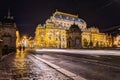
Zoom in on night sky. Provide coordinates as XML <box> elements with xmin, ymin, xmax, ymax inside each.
<box><xmin>0</xmin><ymin>0</ymin><xmax>120</xmax><ymax>37</ymax></box>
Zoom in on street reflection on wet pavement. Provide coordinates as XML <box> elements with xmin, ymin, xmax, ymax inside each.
<box><xmin>0</xmin><ymin>50</ymin><xmax>72</xmax><ymax>80</ymax></box>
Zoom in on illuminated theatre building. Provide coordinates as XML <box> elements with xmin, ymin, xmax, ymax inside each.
<box><xmin>35</xmin><ymin>10</ymin><xmax>112</xmax><ymax>48</ymax></box>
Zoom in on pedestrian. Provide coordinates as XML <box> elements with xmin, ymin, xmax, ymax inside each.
<box><xmin>23</xmin><ymin>46</ymin><xmax>25</xmax><ymax>51</ymax></box>
<box><xmin>18</xmin><ymin>45</ymin><xmax>22</xmax><ymax>52</ymax></box>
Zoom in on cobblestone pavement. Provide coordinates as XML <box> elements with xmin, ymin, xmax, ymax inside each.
<box><xmin>0</xmin><ymin>50</ymin><xmax>72</xmax><ymax>80</ymax></box>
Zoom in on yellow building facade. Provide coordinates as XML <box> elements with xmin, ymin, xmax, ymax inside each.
<box><xmin>114</xmin><ymin>35</ymin><xmax>120</xmax><ymax>47</ymax></box>
<box><xmin>35</xmin><ymin>22</ymin><xmax>67</xmax><ymax>48</ymax></box>
<box><xmin>35</xmin><ymin>24</ymin><xmax>46</xmax><ymax>48</ymax></box>
<box><xmin>35</xmin><ymin>10</ymin><xmax>86</xmax><ymax>48</ymax></box>
<box><xmin>82</xmin><ymin>27</ymin><xmax>112</xmax><ymax>48</ymax></box>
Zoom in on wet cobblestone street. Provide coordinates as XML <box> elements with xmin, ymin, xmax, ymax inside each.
<box><xmin>0</xmin><ymin>51</ymin><xmax>72</xmax><ymax>80</ymax></box>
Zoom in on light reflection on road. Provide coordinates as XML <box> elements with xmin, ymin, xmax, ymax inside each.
<box><xmin>13</xmin><ymin>49</ymin><xmax>27</xmax><ymax>74</ymax></box>
<box><xmin>0</xmin><ymin>49</ymin><xmax>72</xmax><ymax>80</ymax></box>
<box><xmin>35</xmin><ymin>49</ymin><xmax>120</xmax><ymax>56</ymax></box>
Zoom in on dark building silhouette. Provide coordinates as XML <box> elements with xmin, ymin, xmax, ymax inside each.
<box><xmin>0</xmin><ymin>9</ymin><xmax>17</xmax><ymax>49</ymax></box>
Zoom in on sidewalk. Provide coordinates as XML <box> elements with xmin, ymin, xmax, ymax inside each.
<box><xmin>0</xmin><ymin>50</ymin><xmax>72</xmax><ymax>80</ymax></box>
<box><xmin>0</xmin><ymin>52</ymin><xmax>14</xmax><ymax>61</ymax></box>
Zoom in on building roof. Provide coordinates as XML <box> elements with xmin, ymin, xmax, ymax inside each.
<box><xmin>53</xmin><ymin>10</ymin><xmax>86</xmax><ymax>24</ymax></box>
<box><xmin>53</xmin><ymin>10</ymin><xmax>78</xmax><ymax>18</ymax></box>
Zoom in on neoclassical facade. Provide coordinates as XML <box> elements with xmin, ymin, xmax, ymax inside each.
<box><xmin>35</xmin><ymin>10</ymin><xmax>86</xmax><ymax>48</ymax></box>
<box><xmin>35</xmin><ymin>24</ymin><xmax>46</xmax><ymax>48</ymax></box>
<box><xmin>35</xmin><ymin>10</ymin><xmax>113</xmax><ymax>49</ymax></box>
<box><xmin>47</xmin><ymin>10</ymin><xmax>87</xmax><ymax>30</ymax></box>
<box><xmin>114</xmin><ymin>35</ymin><xmax>120</xmax><ymax>47</ymax></box>
<box><xmin>35</xmin><ymin>21</ymin><xmax>67</xmax><ymax>48</ymax></box>
<box><xmin>82</xmin><ymin>27</ymin><xmax>112</xmax><ymax>48</ymax></box>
